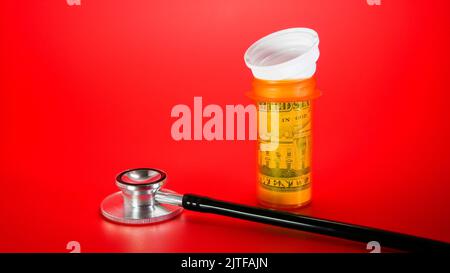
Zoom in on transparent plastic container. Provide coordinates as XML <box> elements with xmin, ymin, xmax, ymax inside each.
<box><xmin>245</xmin><ymin>28</ymin><xmax>320</xmax><ymax>209</ymax></box>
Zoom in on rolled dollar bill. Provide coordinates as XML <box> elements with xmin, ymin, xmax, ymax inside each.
<box><xmin>257</xmin><ymin>101</ymin><xmax>312</xmax><ymax>208</ymax></box>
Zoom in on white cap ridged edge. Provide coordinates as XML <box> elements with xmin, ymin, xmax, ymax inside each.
<box><xmin>244</xmin><ymin>28</ymin><xmax>320</xmax><ymax>81</ymax></box>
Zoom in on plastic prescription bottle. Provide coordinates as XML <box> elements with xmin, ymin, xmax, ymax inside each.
<box><xmin>244</xmin><ymin>28</ymin><xmax>321</xmax><ymax>209</ymax></box>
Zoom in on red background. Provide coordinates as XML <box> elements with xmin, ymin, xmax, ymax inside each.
<box><xmin>1</xmin><ymin>0</ymin><xmax>450</xmax><ymax>253</ymax></box>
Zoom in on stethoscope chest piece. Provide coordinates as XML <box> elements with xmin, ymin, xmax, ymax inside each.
<box><xmin>100</xmin><ymin>168</ymin><xmax>183</xmax><ymax>225</ymax></box>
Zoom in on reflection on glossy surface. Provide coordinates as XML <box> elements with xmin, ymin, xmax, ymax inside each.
<box><xmin>100</xmin><ymin>213</ymin><xmax>189</xmax><ymax>252</ymax></box>
<box><xmin>100</xmin><ymin>210</ymin><xmax>396</xmax><ymax>253</ymax></box>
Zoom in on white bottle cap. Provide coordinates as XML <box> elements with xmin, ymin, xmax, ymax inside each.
<box><xmin>244</xmin><ymin>28</ymin><xmax>320</xmax><ymax>81</ymax></box>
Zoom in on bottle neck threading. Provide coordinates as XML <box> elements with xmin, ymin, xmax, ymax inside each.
<box><xmin>248</xmin><ymin>77</ymin><xmax>320</xmax><ymax>102</ymax></box>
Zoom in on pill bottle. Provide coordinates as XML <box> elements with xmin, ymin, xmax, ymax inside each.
<box><xmin>244</xmin><ymin>28</ymin><xmax>321</xmax><ymax>209</ymax></box>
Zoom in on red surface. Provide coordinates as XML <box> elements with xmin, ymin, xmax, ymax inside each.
<box><xmin>1</xmin><ymin>0</ymin><xmax>450</xmax><ymax>253</ymax></box>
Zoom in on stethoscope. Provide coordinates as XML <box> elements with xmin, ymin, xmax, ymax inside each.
<box><xmin>101</xmin><ymin>168</ymin><xmax>450</xmax><ymax>252</ymax></box>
